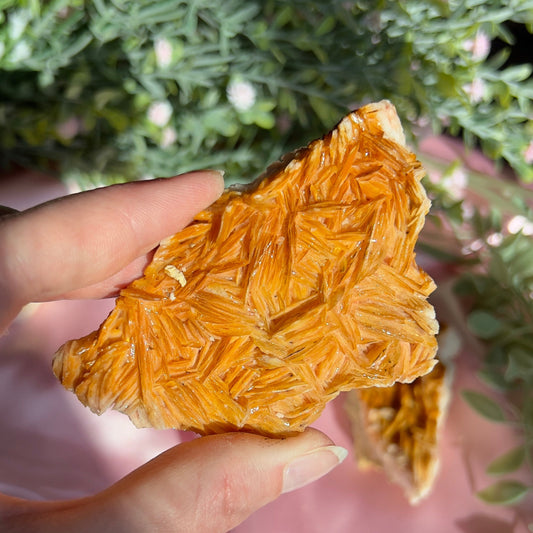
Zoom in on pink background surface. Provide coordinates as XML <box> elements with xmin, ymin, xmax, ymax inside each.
<box><xmin>1</xmin><ymin>167</ymin><xmax>532</xmax><ymax>532</ymax></box>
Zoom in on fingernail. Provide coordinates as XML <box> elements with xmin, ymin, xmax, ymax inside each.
<box><xmin>188</xmin><ymin>168</ymin><xmax>225</xmax><ymax>180</ymax></box>
<box><xmin>282</xmin><ymin>445</ymin><xmax>348</xmax><ymax>494</ymax></box>
<box><xmin>210</xmin><ymin>169</ymin><xmax>225</xmax><ymax>179</ymax></box>
<box><xmin>199</xmin><ymin>169</ymin><xmax>225</xmax><ymax>195</ymax></box>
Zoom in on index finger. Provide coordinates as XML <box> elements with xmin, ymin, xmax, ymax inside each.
<box><xmin>0</xmin><ymin>171</ymin><xmax>224</xmax><ymax>313</ymax></box>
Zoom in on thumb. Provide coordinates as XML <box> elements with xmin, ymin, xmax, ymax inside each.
<box><xmin>2</xmin><ymin>429</ymin><xmax>347</xmax><ymax>533</ymax></box>
<box><xmin>97</xmin><ymin>429</ymin><xmax>347</xmax><ymax>533</ymax></box>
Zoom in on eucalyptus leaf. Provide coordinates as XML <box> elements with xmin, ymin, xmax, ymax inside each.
<box><xmin>487</xmin><ymin>447</ymin><xmax>526</xmax><ymax>476</ymax></box>
<box><xmin>506</xmin><ymin>348</ymin><xmax>533</xmax><ymax>384</ymax></box>
<box><xmin>477</xmin><ymin>480</ymin><xmax>529</xmax><ymax>505</ymax></box>
<box><xmin>462</xmin><ymin>390</ymin><xmax>507</xmax><ymax>423</ymax></box>
<box><xmin>467</xmin><ymin>310</ymin><xmax>504</xmax><ymax>339</ymax></box>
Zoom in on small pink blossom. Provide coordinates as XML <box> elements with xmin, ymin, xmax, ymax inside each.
<box><xmin>160</xmin><ymin>126</ymin><xmax>177</xmax><ymax>148</ymax></box>
<box><xmin>412</xmin><ymin>115</ymin><xmax>430</xmax><ymax>128</ymax></box>
<box><xmin>523</xmin><ymin>141</ymin><xmax>533</xmax><ymax>164</ymax></box>
<box><xmin>470</xmin><ymin>239</ymin><xmax>484</xmax><ymax>252</ymax></box>
<box><xmin>507</xmin><ymin>215</ymin><xmax>533</xmax><ymax>236</ymax></box>
<box><xmin>147</xmin><ymin>101</ymin><xmax>172</xmax><ymax>127</ymax></box>
<box><xmin>465</xmin><ymin>31</ymin><xmax>491</xmax><ymax>60</ymax></box>
<box><xmin>463</xmin><ymin>31</ymin><xmax>491</xmax><ymax>61</ymax></box>
<box><xmin>427</xmin><ymin>169</ymin><xmax>442</xmax><ymax>185</ymax></box>
<box><xmin>486</xmin><ymin>232</ymin><xmax>503</xmax><ymax>247</ymax></box>
<box><xmin>227</xmin><ymin>80</ymin><xmax>256</xmax><ymax>112</ymax></box>
<box><xmin>57</xmin><ymin>6</ymin><xmax>71</xmax><ymax>18</ymax></box>
<box><xmin>56</xmin><ymin>116</ymin><xmax>82</xmax><ymax>140</ymax></box>
<box><xmin>442</xmin><ymin>166</ymin><xmax>468</xmax><ymax>200</ymax></box>
<box><xmin>463</xmin><ymin>78</ymin><xmax>486</xmax><ymax>104</ymax></box>
<box><xmin>154</xmin><ymin>38</ymin><xmax>172</xmax><ymax>68</ymax></box>
<box><xmin>462</xmin><ymin>238</ymin><xmax>484</xmax><ymax>255</ymax></box>
<box><xmin>461</xmin><ymin>200</ymin><xmax>475</xmax><ymax>220</ymax></box>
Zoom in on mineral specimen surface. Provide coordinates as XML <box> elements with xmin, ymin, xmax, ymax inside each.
<box><xmin>53</xmin><ymin>101</ymin><xmax>438</xmax><ymax>437</ymax></box>
<box><xmin>345</xmin><ymin>361</ymin><xmax>451</xmax><ymax>503</ymax></box>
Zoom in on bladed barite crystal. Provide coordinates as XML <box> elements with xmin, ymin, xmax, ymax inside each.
<box><xmin>53</xmin><ymin>101</ymin><xmax>438</xmax><ymax>437</ymax></box>
<box><xmin>345</xmin><ymin>361</ymin><xmax>451</xmax><ymax>503</ymax></box>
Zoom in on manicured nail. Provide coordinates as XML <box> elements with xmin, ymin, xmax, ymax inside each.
<box><xmin>282</xmin><ymin>445</ymin><xmax>348</xmax><ymax>494</ymax></box>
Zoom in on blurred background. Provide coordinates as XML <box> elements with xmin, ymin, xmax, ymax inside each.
<box><xmin>0</xmin><ymin>1</ymin><xmax>532</xmax><ymax>185</ymax></box>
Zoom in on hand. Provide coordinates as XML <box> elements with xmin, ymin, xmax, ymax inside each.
<box><xmin>0</xmin><ymin>171</ymin><xmax>347</xmax><ymax>533</ymax></box>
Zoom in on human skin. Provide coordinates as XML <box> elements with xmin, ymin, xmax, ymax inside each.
<box><xmin>0</xmin><ymin>171</ymin><xmax>346</xmax><ymax>533</ymax></box>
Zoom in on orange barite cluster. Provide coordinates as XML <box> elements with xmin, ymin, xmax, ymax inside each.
<box><xmin>53</xmin><ymin>101</ymin><xmax>439</xmax><ymax>437</ymax></box>
<box><xmin>346</xmin><ymin>361</ymin><xmax>450</xmax><ymax>503</ymax></box>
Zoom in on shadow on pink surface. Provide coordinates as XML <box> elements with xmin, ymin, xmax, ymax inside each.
<box><xmin>0</xmin><ymin>339</ymin><xmax>111</xmax><ymax>500</ymax></box>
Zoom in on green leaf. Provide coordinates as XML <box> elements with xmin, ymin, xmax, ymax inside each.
<box><xmin>462</xmin><ymin>390</ymin><xmax>507</xmax><ymax>423</ymax></box>
<box><xmin>500</xmin><ymin>65</ymin><xmax>533</xmax><ymax>84</ymax></box>
<box><xmin>487</xmin><ymin>447</ymin><xmax>526</xmax><ymax>476</ymax></box>
<box><xmin>99</xmin><ymin>109</ymin><xmax>130</xmax><ymax>132</ymax></box>
<box><xmin>94</xmin><ymin>89</ymin><xmax>122</xmax><ymax>110</ymax></box>
<box><xmin>488</xmin><ymin>251</ymin><xmax>512</xmax><ymax>285</ymax></box>
<box><xmin>467</xmin><ymin>310</ymin><xmax>504</xmax><ymax>339</ymax></box>
<box><xmin>256</xmin><ymin>100</ymin><xmax>276</xmax><ymax>113</ymax></box>
<box><xmin>252</xmin><ymin>110</ymin><xmax>275</xmax><ymax>130</ymax></box>
<box><xmin>316</xmin><ymin>16</ymin><xmax>336</xmax><ymax>36</ymax></box>
<box><xmin>204</xmin><ymin>108</ymin><xmax>239</xmax><ymax>137</ymax></box>
<box><xmin>308</xmin><ymin>95</ymin><xmax>341</xmax><ymax>129</ymax></box>
<box><xmin>477</xmin><ymin>480</ymin><xmax>529</xmax><ymax>505</ymax></box>
<box><xmin>506</xmin><ymin>348</ymin><xmax>533</xmax><ymax>384</ymax></box>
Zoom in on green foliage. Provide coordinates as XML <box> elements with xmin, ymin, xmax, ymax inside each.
<box><xmin>454</xmin><ymin>229</ymin><xmax>533</xmax><ymax>504</ymax></box>
<box><xmin>486</xmin><ymin>446</ymin><xmax>526</xmax><ymax>476</ymax></box>
<box><xmin>423</xmin><ymin>162</ymin><xmax>533</xmax><ymax>507</ymax></box>
<box><xmin>467</xmin><ymin>310</ymin><xmax>504</xmax><ymax>339</ymax></box>
<box><xmin>461</xmin><ymin>389</ymin><xmax>507</xmax><ymax>422</ymax></box>
<box><xmin>477</xmin><ymin>480</ymin><xmax>530</xmax><ymax>505</ymax></box>
<box><xmin>0</xmin><ymin>0</ymin><xmax>532</xmax><ymax>186</ymax></box>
